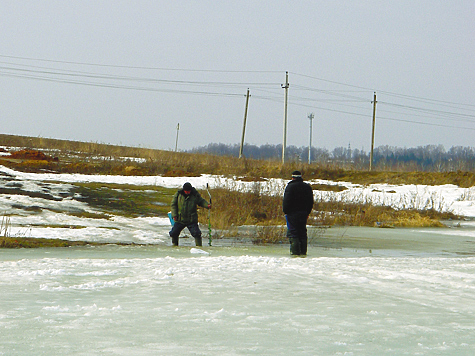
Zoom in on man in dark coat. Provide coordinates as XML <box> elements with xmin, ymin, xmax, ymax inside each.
<box><xmin>283</xmin><ymin>171</ymin><xmax>314</xmax><ymax>256</ymax></box>
<box><xmin>169</xmin><ymin>182</ymin><xmax>211</xmax><ymax>246</ymax></box>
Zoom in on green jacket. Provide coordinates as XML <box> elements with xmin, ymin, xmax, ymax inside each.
<box><xmin>171</xmin><ymin>188</ymin><xmax>209</xmax><ymax>225</ymax></box>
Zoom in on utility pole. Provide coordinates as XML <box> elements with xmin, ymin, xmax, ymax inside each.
<box><xmin>175</xmin><ymin>123</ymin><xmax>180</xmax><ymax>152</ymax></box>
<box><xmin>308</xmin><ymin>112</ymin><xmax>314</xmax><ymax>164</ymax></box>
<box><xmin>369</xmin><ymin>92</ymin><xmax>377</xmax><ymax>170</ymax></box>
<box><xmin>239</xmin><ymin>88</ymin><xmax>250</xmax><ymax>158</ymax></box>
<box><xmin>281</xmin><ymin>71</ymin><xmax>289</xmax><ymax>164</ymax></box>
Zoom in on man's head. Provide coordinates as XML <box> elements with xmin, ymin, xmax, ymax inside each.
<box><xmin>183</xmin><ymin>182</ymin><xmax>192</xmax><ymax>195</ymax></box>
<box><xmin>291</xmin><ymin>171</ymin><xmax>302</xmax><ymax>180</ymax></box>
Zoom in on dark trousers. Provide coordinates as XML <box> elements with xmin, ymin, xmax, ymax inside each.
<box><xmin>169</xmin><ymin>222</ymin><xmax>202</xmax><ymax>246</ymax></box>
<box><xmin>286</xmin><ymin>212</ymin><xmax>308</xmax><ymax>255</ymax></box>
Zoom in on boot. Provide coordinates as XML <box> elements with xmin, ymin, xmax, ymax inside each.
<box><xmin>194</xmin><ymin>236</ymin><xmax>202</xmax><ymax>247</ymax></box>
<box><xmin>289</xmin><ymin>237</ymin><xmax>301</xmax><ymax>256</ymax></box>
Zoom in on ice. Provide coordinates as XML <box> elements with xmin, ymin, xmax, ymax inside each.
<box><xmin>190</xmin><ymin>248</ymin><xmax>210</xmax><ymax>255</ymax></box>
<box><xmin>1</xmin><ymin>247</ymin><xmax>475</xmax><ymax>355</ymax></box>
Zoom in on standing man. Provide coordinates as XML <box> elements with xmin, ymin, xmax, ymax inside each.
<box><xmin>169</xmin><ymin>182</ymin><xmax>211</xmax><ymax>246</ymax></box>
<box><xmin>283</xmin><ymin>171</ymin><xmax>314</xmax><ymax>256</ymax></box>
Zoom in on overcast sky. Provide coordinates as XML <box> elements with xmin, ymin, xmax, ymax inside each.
<box><xmin>1</xmin><ymin>1</ymin><xmax>474</xmax><ymax>153</ymax></box>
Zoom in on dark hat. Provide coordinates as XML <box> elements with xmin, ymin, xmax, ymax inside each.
<box><xmin>183</xmin><ymin>182</ymin><xmax>193</xmax><ymax>190</ymax></box>
<box><xmin>291</xmin><ymin>171</ymin><xmax>302</xmax><ymax>178</ymax></box>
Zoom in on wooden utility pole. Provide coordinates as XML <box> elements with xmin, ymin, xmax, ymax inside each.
<box><xmin>369</xmin><ymin>92</ymin><xmax>377</xmax><ymax>170</ymax></box>
<box><xmin>308</xmin><ymin>113</ymin><xmax>314</xmax><ymax>164</ymax></box>
<box><xmin>239</xmin><ymin>88</ymin><xmax>250</xmax><ymax>158</ymax></box>
<box><xmin>282</xmin><ymin>71</ymin><xmax>289</xmax><ymax>164</ymax></box>
<box><xmin>175</xmin><ymin>123</ymin><xmax>180</xmax><ymax>152</ymax></box>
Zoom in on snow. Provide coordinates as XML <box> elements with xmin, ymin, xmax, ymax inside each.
<box><xmin>190</xmin><ymin>248</ymin><xmax>210</xmax><ymax>255</ymax></box>
<box><xmin>2</xmin><ymin>165</ymin><xmax>474</xmax><ymax>213</ymax></box>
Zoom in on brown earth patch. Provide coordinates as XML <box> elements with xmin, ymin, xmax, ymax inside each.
<box><xmin>10</xmin><ymin>149</ymin><xmax>56</xmax><ymax>161</ymax></box>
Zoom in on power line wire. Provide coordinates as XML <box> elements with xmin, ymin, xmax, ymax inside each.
<box><xmin>0</xmin><ymin>54</ymin><xmax>282</xmax><ymax>73</ymax></box>
<box><xmin>290</xmin><ymin>71</ymin><xmax>373</xmax><ymax>92</ymax></box>
<box><xmin>3</xmin><ymin>54</ymin><xmax>474</xmax><ymax>132</ymax></box>
<box><xmin>286</xmin><ymin>100</ymin><xmax>475</xmax><ymax>131</ymax></box>
<box><xmin>290</xmin><ymin>71</ymin><xmax>475</xmax><ymax>109</ymax></box>
<box><xmin>0</xmin><ymin>72</ymin><xmax>246</xmax><ymax>97</ymax></box>
<box><xmin>379</xmin><ymin>101</ymin><xmax>475</xmax><ymax>119</ymax></box>
<box><xmin>378</xmin><ymin>90</ymin><xmax>475</xmax><ymax>109</ymax></box>
<box><xmin>0</xmin><ymin>65</ymin><xmax>280</xmax><ymax>87</ymax></box>
<box><xmin>378</xmin><ymin>116</ymin><xmax>475</xmax><ymax>131</ymax></box>
<box><xmin>377</xmin><ymin>107</ymin><xmax>475</xmax><ymax>124</ymax></box>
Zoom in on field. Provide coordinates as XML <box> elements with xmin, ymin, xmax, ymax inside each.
<box><xmin>0</xmin><ymin>134</ymin><xmax>473</xmax><ymax>247</ymax></box>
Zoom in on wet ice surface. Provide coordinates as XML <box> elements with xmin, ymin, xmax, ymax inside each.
<box><xmin>1</xmin><ymin>234</ymin><xmax>475</xmax><ymax>356</ymax></box>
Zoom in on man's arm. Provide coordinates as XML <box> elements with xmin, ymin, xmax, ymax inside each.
<box><xmin>306</xmin><ymin>184</ymin><xmax>314</xmax><ymax>215</ymax></box>
<box><xmin>195</xmin><ymin>191</ymin><xmax>210</xmax><ymax>209</ymax></box>
<box><xmin>282</xmin><ymin>185</ymin><xmax>291</xmax><ymax>214</ymax></box>
<box><xmin>171</xmin><ymin>192</ymin><xmax>179</xmax><ymax>219</ymax></box>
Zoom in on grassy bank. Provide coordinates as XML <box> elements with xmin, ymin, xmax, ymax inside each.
<box><xmin>0</xmin><ymin>236</ymin><xmax>136</xmax><ymax>248</ymax></box>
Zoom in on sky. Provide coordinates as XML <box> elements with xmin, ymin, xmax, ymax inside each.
<box><xmin>1</xmin><ymin>1</ymin><xmax>474</xmax><ymax>153</ymax></box>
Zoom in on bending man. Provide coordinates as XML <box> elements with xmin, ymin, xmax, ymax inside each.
<box><xmin>169</xmin><ymin>182</ymin><xmax>211</xmax><ymax>246</ymax></box>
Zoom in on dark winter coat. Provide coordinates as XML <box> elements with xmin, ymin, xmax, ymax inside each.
<box><xmin>282</xmin><ymin>177</ymin><xmax>314</xmax><ymax>216</ymax></box>
<box><xmin>171</xmin><ymin>188</ymin><xmax>209</xmax><ymax>225</ymax></box>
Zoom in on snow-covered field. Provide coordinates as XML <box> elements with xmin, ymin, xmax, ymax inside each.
<box><xmin>1</xmin><ymin>164</ymin><xmax>475</xmax><ymax>355</ymax></box>
<box><xmin>1</xmin><ymin>164</ymin><xmax>474</xmax><ymax>245</ymax></box>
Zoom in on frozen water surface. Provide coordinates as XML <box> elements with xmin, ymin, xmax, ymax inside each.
<box><xmin>1</xmin><ymin>235</ymin><xmax>475</xmax><ymax>356</ymax></box>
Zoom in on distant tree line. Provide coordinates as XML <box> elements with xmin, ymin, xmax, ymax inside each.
<box><xmin>188</xmin><ymin>143</ymin><xmax>475</xmax><ymax>172</ymax></box>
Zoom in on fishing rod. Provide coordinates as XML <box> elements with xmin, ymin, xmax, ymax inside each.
<box><xmin>206</xmin><ymin>183</ymin><xmax>212</xmax><ymax>246</ymax></box>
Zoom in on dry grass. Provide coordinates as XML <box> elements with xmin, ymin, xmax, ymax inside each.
<box><xmin>2</xmin><ymin>133</ymin><xmax>475</xmax><ymax>186</ymax></box>
<box><xmin>0</xmin><ymin>236</ymin><xmax>102</xmax><ymax>248</ymax></box>
<box><xmin>312</xmin><ymin>197</ymin><xmax>457</xmax><ymax>228</ymax></box>
<box><xmin>198</xmin><ymin>184</ymin><xmax>285</xmax><ymax>231</ymax></box>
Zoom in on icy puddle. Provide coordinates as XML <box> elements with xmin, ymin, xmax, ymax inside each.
<box><xmin>1</xmin><ymin>242</ymin><xmax>475</xmax><ymax>355</ymax></box>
